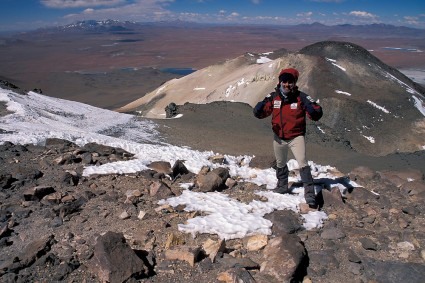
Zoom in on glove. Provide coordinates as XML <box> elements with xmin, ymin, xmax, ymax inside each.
<box><xmin>253</xmin><ymin>101</ymin><xmax>265</xmax><ymax>118</ymax></box>
<box><xmin>301</xmin><ymin>94</ymin><xmax>323</xmax><ymax>121</ymax></box>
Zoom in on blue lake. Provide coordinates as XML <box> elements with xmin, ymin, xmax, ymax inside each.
<box><xmin>382</xmin><ymin>47</ymin><xmax>420</xmax><ymax>52</ymax></box>
<box><xmin>160</xmin><ymin>68</ymin><xmax>196</xmax><ymax>75</ymax></box>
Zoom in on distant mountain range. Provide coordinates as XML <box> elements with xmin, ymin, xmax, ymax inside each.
<box><xmin>32</xmin><ymin>20</ymin><xmax>425</xmax><ymax>38</ymax></box>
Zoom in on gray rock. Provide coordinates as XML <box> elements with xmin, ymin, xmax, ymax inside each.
<box><xmin>359</xmin><ymin>237</ymin><xmax>379</xmax><ymax>251</ymax></box>
<box><xmin>401</xmin><ymin>206</ymin><xmax>419</xmax><ymax>216</ymax></box>
<box><xmin>320</xmin><ymin>227</ymin><xmax>346</xmax><ymax>240</ymax></box>
<box><xmin>218</xmin><ymin>256</ymin><xmax>260</xmax><ymax>270</ymax></box>
<box><xmin>264</xmin><ymin>210</ymin><xmax>302</xmax><ymax>235</ymax></box>
<box><xmin>23</xmin><ymin>186</ymin><xmax>55</xmax><ymax>201</ymax></box>
<box><xmin>363</xmin><ymin>258</ymin><xmax>425</xmax><ymax>283</ymax></box>
<box><xmin>347</xmin><ymin>249</ymin><xmax>362</xmax><ymax>263</ymax></box>
<box><xmin>172</xmin><ymin>160</ymin><xmax>189</xmax><ymax>178</ymax></box>
<box><xmin>87</xmin><ymin>231</ymin><xmax>147</xmax><ymax>282</ymax></box>
<box><xmin>0</xmin><ymin>234</ymin><xmax>55</xmax><ymax>274</ymax></box>
<box><xmin>308</xmin><ymin>250</ymin><xmax>340</xmax><ymax>276</ymax></box>
<box><xmin>348</xmin><ymin>261</ymin><xmax>363</xmax><ymax>275</ymax></box>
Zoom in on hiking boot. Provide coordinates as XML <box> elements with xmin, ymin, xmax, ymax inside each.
<box><xmin>275</xmin><ymin>165</ymin><xmax>291</xmax><ymax>194</ymax></box>
<box><xmin>300</xmin><ymin>165</ymin><xmax>317</xmax><ymax>208</ymax></box>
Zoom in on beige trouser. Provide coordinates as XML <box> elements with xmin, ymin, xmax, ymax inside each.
<box><xmin>273</xmin><ymin>135</ymin><xmax>307</xmax><ymax>168</ymax></box>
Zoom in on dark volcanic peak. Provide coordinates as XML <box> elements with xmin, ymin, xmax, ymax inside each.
<box><xmin>300</xmin><ymin>41</ymin><xmax>384</xmax><ymax>66</ymax></box>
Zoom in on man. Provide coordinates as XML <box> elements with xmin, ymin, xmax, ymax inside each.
<box><xmin>253</xmin><ymin>68</ymin><xmax>323</xmax><ymax>208</ymax></box>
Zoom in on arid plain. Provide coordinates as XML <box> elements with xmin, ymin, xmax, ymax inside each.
<box><xmin>1</xmin><ymin>23</ymin><xmax>425</xmax><ymax>109</ymax></box>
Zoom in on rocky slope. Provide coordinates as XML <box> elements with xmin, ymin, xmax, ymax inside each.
<box><xmin>1</xmin><ymin>138</ymin><xmax>424</xmax><ymax>283</ymax></box>
<box><xmin>117</xmin><ymin>41</ymin><xmax>425</xmax><ymax>156</ymax></box>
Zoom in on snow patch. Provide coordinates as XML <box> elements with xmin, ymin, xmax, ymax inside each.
<box><xmin>367</xmin><ymin>100</ymin><xmax>390</xmax><ymax>114</ymax></box>
<box><xmin>362</xmin><ymin>135</ymin><xmax>376</xmax><ymax>143</ymax></box>
<box><xmin>412</xmin><ymin>95</ymin><xmax>425</xmax><ymax>117</ymax></box>
<box><xmin>335</xmin><ymin>90</ymin><xmax>352</xmax><ymax>96</ymax></box>
<box><xmin>326</xmin><ymin>58</ymin><xmax>346</xmax><ymax>71</ymax></box>
<box><xmin>257</xmin><ymin>56</ymin><xmax>272</xmax><ymax>64</ymax></box>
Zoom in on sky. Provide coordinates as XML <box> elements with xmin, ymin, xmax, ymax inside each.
<box><xmin>0</xmin><ymin>0</ymin><xmax>424</xmax><ymax>32</ymax></box>
<box><xmin>0</xmin><ymin>84</ymin><xmax>367</xmax><ymax>239</ymax></box>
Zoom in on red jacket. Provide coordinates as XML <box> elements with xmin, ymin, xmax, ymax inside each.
<box><xmin>253</xmin><ymin>87</ymin><xmax>323</xmax><ymax>139</ymax></box>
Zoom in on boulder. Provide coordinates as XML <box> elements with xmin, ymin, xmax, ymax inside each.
<box><xmin>260</xmin><ymin>235</ymin><xmax>306</xmax><ymax>282</ymax></box>
<box><xmin>87</xmin><ymin>231</ymin><xmax>147</xmax><ymax>282</ymax></box>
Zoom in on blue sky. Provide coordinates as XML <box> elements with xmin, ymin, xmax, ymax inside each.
<box><xmin>0</xmin><ymin>0</ymin><xmax>424</xmax><ymax>32</ymax></box>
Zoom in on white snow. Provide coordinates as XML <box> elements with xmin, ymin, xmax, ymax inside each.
<box><xmin>156</xmin><ymin>85</ymin><xmax>166</xmax><ymax>94</ymax></box>
<box><xmin>386</xmin><ymin>72</ymin><xmax>418</xmax><ymax>94</ymax></box>
<box><xmin>225</xmin><ymin>85</ymin><xmax>236</xmax><ymax>97</ymax></box>
<box><xmin>362</xmin><ymin>135</ymin><xmax>376</xmax><ymax>143</ymax></box>
<box><xmin>0</xmin><ymin>87</ymin><xmax>360</xmax><ymax>240</ymax></box>
<box><xmin>412</xmin><ymin>95</ymin><xmax>425</xmax><ymax>117</ymax></box>
<box><xmin>367</xmin><ymin>100</ymin><xmax>390</xmax><ymax>114</ymax></box>
<box><xmin>326</xmin><ymin>58</ymin><xmax>346</xmax><ymax>72</ymax></box>
<box><xmin>382</xmin><ymin>71</ymin><xmax>425</xmax><ymax>117</ymax></box>
<box><xmin>335</xmin><ymin>90</ymin><xmax>352</xmax><ymax>96</ymax></box>
<box><xmin>257</xmin><ymin>56</ymin><xmax>272</xmax><ymax>64</ymax></box>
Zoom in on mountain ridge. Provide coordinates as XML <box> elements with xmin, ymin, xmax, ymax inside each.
<box><xmin>25</xmin><ymin>20</ymin><xmax>425</xmax><ymax>35</ymax></box>
<box><xmin>117</xmin><ymin>41</ymin><xmax>425</xmax><ymax>157</ymax></box>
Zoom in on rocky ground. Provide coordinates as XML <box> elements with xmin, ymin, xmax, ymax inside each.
<box><xmin>1</xmin><ymin>137</ymin><xmax>425</xmax><ymax>282</ymax></box>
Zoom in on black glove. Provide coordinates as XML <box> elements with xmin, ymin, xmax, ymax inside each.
<box><xmin>301</xmin><ymin>94</ymin><xmax>322</xmax><ymax>121</ymax></box>
<box><xmin>253</xmin><ymin>101</ymin><xmax>265</xmax><ymax>118</ymax></box>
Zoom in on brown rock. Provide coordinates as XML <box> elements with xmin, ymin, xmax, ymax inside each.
<box><xmin>217</xmin><ymin>267</ymin><xmax>256</xmax><ymax>283</ymax></box>
<box><xmin>261</xmin><ymin>235</ymin><xmax>306</xmax><ymax>282</ymax></box>
<box><xmin>164</xmin><ymin>246</ymin><xmax>202</xmax><ymax>267</ymax></box>
<box><xmin>196</xmin><ymin>172</ymin><xmax>223</xmax><ymax>192</ymax></box>
<box><xmin>203</xmin><ymin>238</ymin><xmax>225</xmax><ymax>262</ymax></box>
<box><xmin>321</xmin><ymin>188</ymin><xmax>345</xmax><ymax>209</ymax></box>
<box><xmin>400</xmin><ymin>181</ymin><xmax>425</xmax><ymax>196</ymax></box>
<box><xmin>243</xmin><ymin>234</ymin><xmax>268</xmax><ymax>251</ymax></box>
<box><xmin>23</xmin><ymin>186</ymin><xmax>55</xmax><ymax>201</ymax></box>
<box><xmin>150</xmin><ymin>181</ymin><xmax>173</xmax><ymax>199</ymax></box>
<box><xmin>148</xmin><ymin>161</ymin><xmax>172</xmax><ymax>175</ymax></box>
<box><xmin>165</xmin><ymin>232</ymin><xmax>186</xmax><ymax>249</ymax></box>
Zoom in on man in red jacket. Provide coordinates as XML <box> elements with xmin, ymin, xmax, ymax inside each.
<box><xmin>253</xmin><ymin>68</ymin><xmax>323</xmax><ymax>208</ymax></box>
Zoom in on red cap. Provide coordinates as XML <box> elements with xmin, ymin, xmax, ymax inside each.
<box><xmin>278</xmin><ymin>68</ymin><xmax>299</xmax><ymax>82</ymax></box>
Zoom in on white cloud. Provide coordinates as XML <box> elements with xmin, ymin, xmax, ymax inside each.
<box><xmin>349</xmin><ymin>11</ymin><xmax>377</xmax><ymax>19</ymax></box>
<box><xmin>297</xmin><ymin>12</ymin><xmax>313</xmax><ymax>17</ymax></box>
<box><xmin>230</xmin><ymin>12</ymin><xmax>240</xmax><ymax>17</ymax></box>
<box><xmin>41</xmin><ymin>0</ymin><xmax>126</xmax><ymax>8</ymax></box>
<box><xmin>63</xmin><ymin>0</ymin><xmax>175</xmax><ymax>22</ymax></box>
<box><xmin>83</xmin><ymin>8</ymin><xmax>95</xmax><ymax>14</ymax></box>
<box><xmin>404</xmin><ymin>16</ymin><xmax>419</xmax><ymax>25</ymax></box>
<box><xmin>251</xmin><ymin>0</ymin><xmax>261</xmax><ymax>4</ymax></box>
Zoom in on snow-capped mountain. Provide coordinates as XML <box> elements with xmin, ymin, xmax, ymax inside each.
<box><xmin>50</xmin><ymin>20</ymin><xmax>139</xmax><ymax>33</ymax></box>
